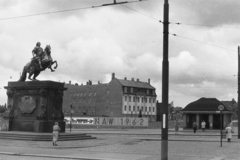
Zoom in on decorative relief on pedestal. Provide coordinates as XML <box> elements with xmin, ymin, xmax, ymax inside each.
<box><xmin>55</xmin><ymin>90</ymin><xmax>63</xmax><ymax>97</ymax></box>
<box><xmin>18</xmin><ymin>96</ymin><xmax>36</xmax><ymax>115</ymax></box>
<box><xmin>52</xmin><ymin>108</ymin><xmax>64</xmax><ymax>120</ymax></box>
<box><xmin>52</xmin><ymin>90</ymin><xmax>64</xmax><ymax>120</ymax></box>
<box><xmin>37</xmin><ymin>104</ymin><xmax>47</xmax><ymax>120</ymax></box>
<box><xmin>7</xmin><ymin>89</ymin><xmax>15</xmax><ymax>97</ymax></box>
<box><xmin>3</xmin><ymin>104</ymin><xmax>14</xmax><ymax>119</ymax></box>
<box><xmin>39</xmin><ymin>89</ymin><xmax>48</xmax><ymax>97</ymax></box>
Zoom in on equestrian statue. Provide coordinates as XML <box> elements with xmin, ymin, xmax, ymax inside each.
<box><xmin>18</xmin><ymin>42</ymin><xmax>58</xmax><ymax>81</ymax></box>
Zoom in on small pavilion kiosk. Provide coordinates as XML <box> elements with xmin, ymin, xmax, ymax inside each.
<box><xmin>181</xmin><ymin>98</ymin><xmax>233</xmax><ymax>129</ymax></box>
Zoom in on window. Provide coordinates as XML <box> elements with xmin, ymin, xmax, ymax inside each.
<box><xmin>153</xmin><ymin>98</ymin><xmax>155</xmax><ymax>103</ymax></box>
<box><xmin>145</xmin><ymin>107</ymin><xmax>147</xmax><ymax>112</ymax></box>
<box><xmin>142</xmin><ymin>97</ymin><xmax>144</xmax><ymax>102</ymax></box>
<box><xmin>145</xmin><ymin>97</ymin><xmax>147</xmax><ymax>103</ymax></box>
<box><xmin>131</xmin><ymin>87</ymin><xmax>133</xmax><ymax>93</ymax></box>
<box><xmin>124</xmin><ymin>87</ymin><xmax>127</xmax><ymax>93</ymax></box>
<box><xmin>147</xmin><ymin>89</ymin><xmax>149</xmax><ymax>94</ymax></box>
<box><xmin>125</xmin><ymin>96</ymin><xmax>127</xmax><ymax>101</ymax></box>
<box><xmin>153</xmin><ymin>107</ymin><xmax>155</xmax><ymax>112</ymax></box>
<box><xmin>107</xmin><ymin>89</ymin><xmax>109</xmax><ymax>94</ymax></box>
<box><xmin>129</xmin><ymin>106</ymin><xmax>131</xmax><ymax>111</ymax></box>
<box><xmin>149</xmin><ymin>107</ymin><xmax>151</xmax><ymax>112</ymax></box>
<box><xmin>133</xmin><ymin>97</ymin><xmax>135</xmax><ymax>102</ymax></box>
<box><xmin>137</xmin><ymin>97</ymin><xmax>140</xmax><ymax>102</ymax></box>
<box><xmin>149</xmin><ymin>98</ymin><xmax>151</xmax><ymax>103</ymax></box>
<box><xmin>137</xmin><ymin>106</ymin><xmax>139</xmax><ymax>111</ymax></box>
<box><xmin>125</xmin><ymin>106</ymin><xmax>127</xmax><ymax>111</ymax></box>
<box><xmin>129</xmin><ymin>96</ymin><xmax>131</xmax><ymax>102</ymax></box>
<box><xmin>133</xmin><ymin>106</ymin><xmax>135</xmax><ymax>111</ymax></box>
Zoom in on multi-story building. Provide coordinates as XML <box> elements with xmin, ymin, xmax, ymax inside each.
<box><xmin>63</xmin><ymin>73</ymin><xmax>157</xmax><ymax>121</ymax></box>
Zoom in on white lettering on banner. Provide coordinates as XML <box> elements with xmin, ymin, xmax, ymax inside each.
<box><xmin>64</xmin><ymin>117</ymin><xmax>94</xmax><ymax>124</ymax></box>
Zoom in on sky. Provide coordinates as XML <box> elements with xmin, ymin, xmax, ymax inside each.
<box><xmin>0</xmin><ymin>0</ymin><xmax>239</xmax><ymax>108</ymax></box>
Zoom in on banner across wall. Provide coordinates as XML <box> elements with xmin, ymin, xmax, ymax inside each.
<box><xmin>64</xmin><ymin>117</ymin><xmax>148</xmax><ymax>126</ymax></box>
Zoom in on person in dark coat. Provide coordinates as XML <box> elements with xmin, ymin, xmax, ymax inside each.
<box><xmin>193</xmin><ymin>121</ymin><xmax>197</xmax><ymax>133</ymax></box>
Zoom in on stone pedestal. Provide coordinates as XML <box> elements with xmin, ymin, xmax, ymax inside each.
<box><xmin>4</xmin><ymin>81</ymin><xmax>66</xmax><ymax>133</ymax></box>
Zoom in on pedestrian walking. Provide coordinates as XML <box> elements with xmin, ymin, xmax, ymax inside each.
<box><xmin>53</xmin><ymin>122</ymin><xmax>61</xmax><ymax>146</ymax></box>
<box><xmin>225</xmin><ymin>124</ymin><xmax>234</xmax><ymax>142</ymax></box>
<box><xmin>201</xmin><ymin>120</ymin><xmax>206</xmax><ymax>131</ymax></box>
<box><xmin>193</xmin><ymin>121</ymin><xmax>197</xmax><ymax>133</ymax></box>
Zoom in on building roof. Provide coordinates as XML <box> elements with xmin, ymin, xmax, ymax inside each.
<box><xmin>116</xmin><ymin>79</ymin><xmax>155</xmax><ymax>89</ymax></box>
<box><xmin>181</xmin><ymin>98</ymin><xmax>230</xmax><ymax>112</ymax></box>
<box><xmin>221</xmin><ymin>100</ymin><xmax>238</xmax><ymax>111</ymax></box>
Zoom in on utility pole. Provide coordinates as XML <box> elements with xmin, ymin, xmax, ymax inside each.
<box><xmin>238</xmin><ymin>46</ymin><xmax>240</xmax><ymax>139</ymax></box>
<box><xmin>161</xmin><ymin>0</ymin><xmax>169</xmax><ymax>160</ymax></box>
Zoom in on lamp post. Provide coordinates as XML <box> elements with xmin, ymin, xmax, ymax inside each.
<box><xmin>218</xmin><ymin>105</ymin><xmax>224</xmax><ymax>147</ymax></box>
<box><xmin>70</xmin><ymin>105</ymin><xmax>74</xmax><ymax>132</ymax></box>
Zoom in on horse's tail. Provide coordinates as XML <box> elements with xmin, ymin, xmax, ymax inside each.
<box><xmin>18</xmin><ymin>66</ymin><xmax>27</xmax><ymax>82</ymax></box>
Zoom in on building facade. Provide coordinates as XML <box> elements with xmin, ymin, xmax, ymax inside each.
<box><xmin>62</xmin><ymin>73</ymin><xmax>157</xmax><ymax>121</ymax></box>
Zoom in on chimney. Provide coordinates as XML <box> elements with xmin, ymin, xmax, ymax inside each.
<box><xmin>69</xmin><ymin>81</ymin><xmax>71</xmax><ymax>85</ymax></box>
<box><xmin>124</xmin><ymin>77</ymin><xmax>127</xmax><ymax>80</ymax></box>
<box><xmin>112</xmin><ymin>73</ymin><xmax>115</xmax><ymax>79</ymax></box>
<box><xmin>148</xmin><ymin>78</ymin><xmax>150</xmax><ymax>84</ymax></box>
<box><xmin>86</xmin><ymin>82</ymin><xmax>89</xmax><ymax>85</ymax></box>
<box><xmin>131</xmin><ymin>78</ymin><xmax>134</xmax><ymax>81</ymax></box>
<box><xmin>137</xmin><ymin>78</ymin><xmax>139</xmax><ymax>82</ymax></box>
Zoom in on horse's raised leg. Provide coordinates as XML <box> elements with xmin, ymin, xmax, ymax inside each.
<box><xmin>53</xmin><ymin>61</ymin><xmax>58</xmax><ymax>69</ymax></box>
<box><xmin>48</xmin><ymin>65</ymin><xmax>55</xmax><ymax>72</ymax></box>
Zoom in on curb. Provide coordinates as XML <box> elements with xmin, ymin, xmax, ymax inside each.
<box><xmin>0</xmin><ymin>152</ymin><xmax>103</xmax><ymax>160</ymax></box>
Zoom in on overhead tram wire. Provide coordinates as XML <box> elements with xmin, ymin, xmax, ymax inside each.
<box><xmin>170</xmin><ymin>22</ymin><xmax>240</xmax><ymax>29</ymax></box>
<box><xmin>119</xmin><ymin>5</ymin><xmax>237</xmax><ymax>54</ymax></box>
<box><xmin>169</xmin><ymin>33</ymin><xmax>236</xmax><ymax>52</ymax></box>
<box><xmin>2</xmin><ymin>1</ymin><xmax>237</xmax><ymax>54</ymax></box>
<box><xmin>121</xmin><ymin>5</ymin><xmax>159</xmax><ymax>21</ymax></box>
<box><xmin>0</xmin><ymin>0</ymin><xmax>147</xmax><ymax>21</ymax></box>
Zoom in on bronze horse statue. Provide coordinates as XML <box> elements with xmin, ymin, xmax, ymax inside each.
<box><xmin>18</xmin><ymin>45</ymin><xmax>58</xmax><ymax>81</ymax></box>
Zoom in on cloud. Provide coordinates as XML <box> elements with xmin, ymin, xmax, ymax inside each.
<box><xmin>0</xmin><ymin>0</ymin><xmax>239</xmax><ymax>108</ymax></box>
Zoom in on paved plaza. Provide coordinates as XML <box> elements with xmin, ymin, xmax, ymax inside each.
<box><xmin>0</xmin><ymin>128</ymin><xmax>239</xmax><ymax>160</ymax></box>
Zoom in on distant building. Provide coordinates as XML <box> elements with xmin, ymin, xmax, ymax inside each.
<box><xmin>221</xmin><ymin>98</ymin><xmax>238</xmax><ymax>120</ymax></box>
<box><xmin>62</xmin><ymin>73</ymin><xmax>157</xmax><ymax>121</ymax></box>
<box><xmin>181</xmin><ymin>98</ymin><xmax>233</xmax><ymax>129</ymax></box>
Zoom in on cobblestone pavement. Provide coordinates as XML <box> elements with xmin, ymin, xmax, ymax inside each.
<box><xmin>0</xmin><ymin>133</ymin><xmax>239</xmax><ymax>160</ymax></box>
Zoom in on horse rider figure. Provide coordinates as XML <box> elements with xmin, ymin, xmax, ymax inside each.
<box><xmin>32</xmin><ymin>42</ymin><xmax>43</xmax><ymax>69</ymax></box>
